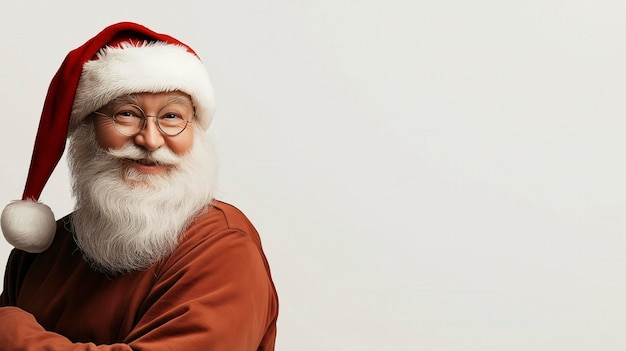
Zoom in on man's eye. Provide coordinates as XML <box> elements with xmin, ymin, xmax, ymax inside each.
<box><xmin>115</xmin><ymin>110</ymin><xmax>141</xmax><ymax>119</ymax></box>
<box><xmin>118</xmin><ymin>111</ymin><xmax>139</xmax><ymax>117</ymax></box>
<box><xmin>161</xmin><ymin>113</ymin><xmax>183</xmax><ymax>120</ymax></box>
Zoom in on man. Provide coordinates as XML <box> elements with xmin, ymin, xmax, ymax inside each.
<box><xmin>0</xmin><ymin>22</ymin><xmax>278</xmax><ymax>350</ymax></box>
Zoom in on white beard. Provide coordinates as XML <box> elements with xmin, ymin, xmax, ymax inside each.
<box><xmin>67</xmin><ymin>124</ymin><xmax>218</xmax><ymax>275</ymax></box>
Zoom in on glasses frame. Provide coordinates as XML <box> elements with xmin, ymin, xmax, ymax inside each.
<box><xmin>93</xmin><ymin>103</ymin><xmax>193</xmax><ymax>137</ymax></box>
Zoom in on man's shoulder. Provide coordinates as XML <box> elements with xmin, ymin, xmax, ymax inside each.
<box><xmin>188</xmin><ymin>200</ymin><xmax>260</xmax><ymax>240</ymax></box>
<box><xmin>208</xmin><ymin>200</ymin><xmax>252</xmax><ymax>224</ymax></box>
<box><xmin>168</xmin><ymin>200</ymin><xmax>267</xmax><ymax>270</ymax></box>
<box><xmin>209</xmin><ymin>200</ymin><xmax>246</xmax><ymax>219</ymax></box>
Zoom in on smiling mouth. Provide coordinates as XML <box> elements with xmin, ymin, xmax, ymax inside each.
<box><xmin>123</xmin><ymin>159</ymin><xmax>171</xmax><ymax>176</ymax></box>
<box><xmin>131</xmin><ymin>158</ymin><xmax>158</xmax><ymax>166</ymax></box>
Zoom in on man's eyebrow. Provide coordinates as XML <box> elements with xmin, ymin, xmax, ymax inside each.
<box><xmin>105</xmin><ymin>95</ymin><xmax>139</xmax><ymax>109</ymax></box>
<box><xmin>102</xmin><ymin>93</ymin><xmax>193</xmax><ymax>111</ymax></box>
<box><xmin>166</xmin><ymin>94</ymin><xmax>193</xmax><ymax>106</ymax></box>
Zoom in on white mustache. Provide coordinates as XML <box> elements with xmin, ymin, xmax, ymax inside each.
<box><xmin>107</xmin><ymin>144</ymin><xmax>183</xmax><ymax>166</ymax></box>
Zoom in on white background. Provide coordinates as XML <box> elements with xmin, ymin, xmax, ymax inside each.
<box><xmin>2</xmin><ymin>1</ymin><xmax>626</xmax><ymax>350</ymax></box>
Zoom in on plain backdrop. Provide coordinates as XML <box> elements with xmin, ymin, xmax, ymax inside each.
<box><xmin>2</xmin><ymin>1</ymin><xmax>626</xmax><ymax>350</ymax></box>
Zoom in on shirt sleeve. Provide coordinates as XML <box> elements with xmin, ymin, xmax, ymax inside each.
<box><xmin>0</xmin><ymin>307</ymin><xmax>129</xmax><ymax>350</ymax></box>
<box><xmin>0</xmin><ymin>229</ymin><xmax>277</xmax><ymax>351</ymax></box>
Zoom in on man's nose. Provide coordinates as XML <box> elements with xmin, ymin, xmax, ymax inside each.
<box><xmin>133</xmin><ymin>117</ymin><xmax>165</xmax><ymax>151</ymax></box>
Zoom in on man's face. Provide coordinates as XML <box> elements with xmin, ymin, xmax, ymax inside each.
<box><xmin>68</xmin><ymin>90</ymin><xmax>217</xmax><ymax>274</ymax></box>
<box><xmin>92</xmin><ymin>91</ymin><xmax>195</xmax><ymax>178</ymax></box>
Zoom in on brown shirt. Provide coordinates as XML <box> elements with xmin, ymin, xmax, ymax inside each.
<box><xmin>0</xmin><ymin>201</ymin><xmax>278</xmax><ymax>350</ymax></box>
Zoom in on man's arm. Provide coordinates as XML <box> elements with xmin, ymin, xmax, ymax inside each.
<box><xmin>0</xmin><ymin>308</ymin><xmax>129</xmax><ymax>350</ymax></box>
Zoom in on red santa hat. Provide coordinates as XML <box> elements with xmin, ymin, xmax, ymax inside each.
<box><xmin>0</xmin><ymin>22</ymin><xmax>215</xmax><ymax>253</ymax></box>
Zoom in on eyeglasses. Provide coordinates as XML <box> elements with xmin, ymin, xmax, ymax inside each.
<box><xmin>93</xmin><ymin>104</ymin><xmax>193</xmax><ymax>137</ymax></box>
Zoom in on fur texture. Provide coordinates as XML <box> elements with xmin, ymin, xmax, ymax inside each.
<box><xmin>0</xmin><ymin>200</ymin><xmax>56</xmax><ymax>253</ymax></box>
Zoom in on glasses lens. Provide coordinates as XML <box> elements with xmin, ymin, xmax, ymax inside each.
<box><xmin>112</xmin><ymin>106</ymin><xmax>144</xmax><ymax>136</ymax></box>
<box><xmin>157</xmin><ymin>112</ymin><xmax>189</xmax><ymax>136</ymax></box>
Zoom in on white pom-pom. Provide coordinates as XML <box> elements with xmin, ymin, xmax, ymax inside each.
<box><xmin>1</xmin><ymin>200</ymin><xmax>56</xmax><ymax>253</ymax></box>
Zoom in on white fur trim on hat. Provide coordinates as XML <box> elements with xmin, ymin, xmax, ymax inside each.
<box><xmin>1</xmin><ymin>200</ymin><xmax>56</xmax><ymax>253</ymax></box>
<box><xmin>69</xmin><ymin>42</ymin><xmax>215</xmax><ymax>134</ymax></box>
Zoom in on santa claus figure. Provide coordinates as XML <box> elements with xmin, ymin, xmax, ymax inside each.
<box><xmin>0</xmin><ymin>22</ymin><xmax>278</xmax><ymax>350</ymax></box>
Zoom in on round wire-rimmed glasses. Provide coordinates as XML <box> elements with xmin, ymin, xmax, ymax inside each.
<box><xmin>93</xmin><ymin>104</ymin><xmax>193</xmax><ymax>137</ymax></box>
